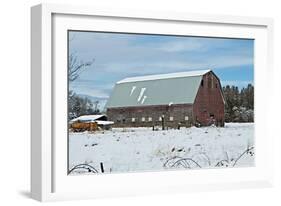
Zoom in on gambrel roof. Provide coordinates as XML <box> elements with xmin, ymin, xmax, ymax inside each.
<box><xmin>106</xmin><ymin>69</ymin><xmax>211</xmax><ymax>108</ymax></box>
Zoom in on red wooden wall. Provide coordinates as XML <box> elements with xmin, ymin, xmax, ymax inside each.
<box><xmin>193</xmin><ymin>72</ymin><xmax>225</xmax><ymax>126</ymax></box>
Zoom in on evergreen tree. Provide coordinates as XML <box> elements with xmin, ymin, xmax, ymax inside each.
<box><xmin>222</xmin><ymin>84</ymin><xmax>254</xmax><ymax>122</ymax></box>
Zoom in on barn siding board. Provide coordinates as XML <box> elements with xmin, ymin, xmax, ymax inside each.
<box><xmin>107</xmin><ymin>104</ymin><xmax>194</xmax><ymax>128</ymax></box>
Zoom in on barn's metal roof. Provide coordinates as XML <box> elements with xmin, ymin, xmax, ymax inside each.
<box><xmin>106</xmin><ymin>69</ymin><xmax>211</xmax><ymax>108</ymax></box>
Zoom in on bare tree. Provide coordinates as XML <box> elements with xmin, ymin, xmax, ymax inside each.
<box><xmin>68</xmin><ymin>53</ymin><xmax>94</xmax><ymax>82</ymax></box>
<box><xmin>93</xmin><ymin>100</ymin><xmax>99</xmax><ymax>113</ymax></box>
<box><xmin>68</xmin><ymin>52</ymin><xmax>95</xmax><ymax>119</ymax></box>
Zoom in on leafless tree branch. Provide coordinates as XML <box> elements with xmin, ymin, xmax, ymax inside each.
<box><xmin>68</xmin><ymin>52</ymin><xmax>94</xmax><ymax>82</ymax></box>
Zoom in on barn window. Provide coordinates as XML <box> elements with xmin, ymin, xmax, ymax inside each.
<box><xmin>148</xmin><ymin>117</ymin><xmax>152</xmax><ymax>122</ymax></box>
<box><xmin>185</xmin><ymin>116</ymin><xmax>189</xmax><ymax>121</ymax></box>
<box><xmin>159</xmin><ymin>116</ymin><xmax>162</xmax><ymax>121</ymax></box>
<box><xmin>132</xmin><ymin>118</ymin><xmax>135</xmax><ymax>122</ymax></box>
<box><xmin>122</xmin><ymin>118</ymin><xmax>126</xmax><ymax>123</ymax></box>
<box><xmin>142</xmin><ymin>117</ymin><xmax>145</xmax><ymax>122</ymax></box>
<box><xmin>169</xmin><ymin>116</ymin><xmax>174</xmax><ymax>121</ymax></box>
<box><xmin>201</xmin><ymin>79</ymin><xmax>204</xmax><ymax>87</ymax></box>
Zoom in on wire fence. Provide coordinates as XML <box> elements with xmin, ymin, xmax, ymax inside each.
<box><xmin>164</xmin><ymin>146</ymin><xmax>255</xmax><ymax>169</ymax></box>
<box><xmin>68</xmin><ymin>163</ymin><xmax>99</xmax><ymax>174</ymax></box>
<box><xmin>69</xmin><ymin>146</ymin><xmax>255</xmax><ymax>174</ymax></box>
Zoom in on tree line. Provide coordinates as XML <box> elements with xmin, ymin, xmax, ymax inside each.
<box><xmin>222</xmin><ymin>84</ymin><xmax>254</xmax><ymax>122</ymax></box>
<box><xmin>69</xmin><ymin>84</ymin><xmax>254</xmax><ymax>123</ymax></box>
<box><xmin>68</xmin><ymin>91</ymin><xmax>100</xmax><ymax>120</ymax></box>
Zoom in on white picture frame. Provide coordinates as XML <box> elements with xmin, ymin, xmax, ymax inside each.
<box><xmin>31</xmin><ymin>3</ymin><xmax>274</xmax><ymax>202</ymax></box>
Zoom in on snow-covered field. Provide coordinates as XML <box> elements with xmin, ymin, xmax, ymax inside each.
<box><xmin>69</xmin><ymin>123</ymin><xmax>254</xmax><ymax>174</ymax></box>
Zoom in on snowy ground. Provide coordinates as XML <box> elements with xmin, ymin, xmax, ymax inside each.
<box><xmin>69</xmin><ymin>123</ymin><xmax>254</xmax><ymax>174</ymax></box>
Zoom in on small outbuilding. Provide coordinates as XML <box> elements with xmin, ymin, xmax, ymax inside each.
<box><xmin>69</xmin><ymin>114</ymin><xmax>114</xmax><ymax>132</ymax></box>
<box><xmin>106</xmin><ymin>69</ymin><xmax>225</xmax><ymax>128</ymax></box>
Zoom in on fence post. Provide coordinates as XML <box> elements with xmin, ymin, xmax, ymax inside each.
<box><xmin>100</xmin><ymin>162</ymin><xmax>104</xmax><ymax>173</ymax></box>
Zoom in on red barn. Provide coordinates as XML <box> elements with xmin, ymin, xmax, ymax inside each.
<box><xmin>106</xmin><ymin>69</ymin><xmax>225</xmax><ymax>127</ymax></box>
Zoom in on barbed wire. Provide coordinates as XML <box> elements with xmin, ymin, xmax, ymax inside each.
<box><xmin>164</xmin><ymin>146</ymin><xmax>255</xmax><ymax>169</ymax></box>
<box><xmin>69</xmin><ymin>147</ymin><xmax>254</xmax><ymax>174</ymax></box>
<box><xmin>69</xmin><ymin>163</ymin><xmax>99</xmax><ymax>174</ymax></box>
<box><xmin>233</xmin><ymin>146</ymin><xmax>254</xmax><ymax>167</ymax></box>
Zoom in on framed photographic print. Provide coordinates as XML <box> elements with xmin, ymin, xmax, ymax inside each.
<box><xmin>31</xmin><ymin>3</ymin><xmax>274</xmax><ymax>201</ymax></box>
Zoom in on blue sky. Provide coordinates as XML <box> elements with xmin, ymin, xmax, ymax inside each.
<box><xmin>69</xmin><ymin>31</ymin><xmax>254</xmax><ymax>107</ymax></box>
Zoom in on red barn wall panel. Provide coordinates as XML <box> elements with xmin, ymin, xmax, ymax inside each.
<box><xmin>193</xmin><ymin>72</ymin><xmax>225</xmax><ymax>126</ymax></box>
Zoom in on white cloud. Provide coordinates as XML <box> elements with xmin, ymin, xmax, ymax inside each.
<box><xmin>73</xmin><ymin>87</ymin><xmax>110</xmax><ymax>99</ymax></box>
<box><xmin>94</xmin><ymin>53</ymin><xmax>253</xmax><ymax>77</ymax></box>
<box><xmin>157</xmin><ymin>39</ymin><xmax>205</xmax><ymax>52</ymax></box>
<box><xmin>69</xmin><ymin>31</ymin><xmax>254</xmax><ymax>98</ymax></box>
<box><xmin>70</xmin><ymin>81</ymin><xmax>114</xmax><ymax>98</ymax></box>
<box><xmin>70</xmin><ymin>34</ymin><xmax>253</xmax><ymax>77</ymax></box>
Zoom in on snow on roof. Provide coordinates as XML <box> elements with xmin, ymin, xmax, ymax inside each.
<box><xmin>70</xmin><ymin>114</ymin><xmax>105</xmax><ymax>123</ymax></box>
<box><xmin>95</xmin><ymin>120</ymin><xmax>114</xmax><ymax>125</ymax></box>
<box><xmin>117</xmin><ymin>69</ymin><xmax>211</xmax><ymax>84</ymax></box>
